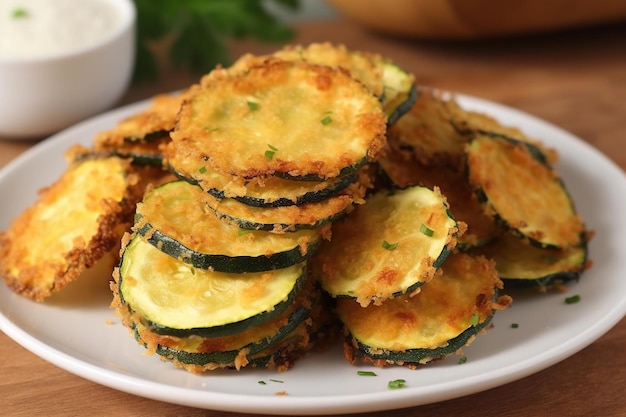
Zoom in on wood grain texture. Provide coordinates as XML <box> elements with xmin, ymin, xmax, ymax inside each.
<box><xmin>1</xmin><ymin>18</ymin><xmax>625</xmax><ymax>417</ymax></box>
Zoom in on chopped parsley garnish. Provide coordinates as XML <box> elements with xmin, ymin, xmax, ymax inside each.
<box><xmin>258</xmin><ymin>380</ymin><xmax>267</xmax><ymax>385</ymax></box>
<box><xmin>198</xmin><ymin>166</ymin><xmax>207</xmax><ymax>174</ymax></box>
<box><xmin>264</xmin><ymin>144</ymin><xmax>278</xmax><ymax>160</ymax></box>
<box><xmin>469</xmin><ymin>313</ymin><xmax>480</xmax><ymax>326</ymax></box>
<box><xmin>357</xmin><ymin>371</ymin><xmax>377</xmax><ymax>376</ymax></box>
<box><xmin>321</xmin><ymin>115</ymin><xmax>332</xmax><ymax>125</ymax></box>
<box><xmin>381</xmin><ymin>240</ymin><xmax>398</xmax><ymax>250</ymax></box>
<box><xmin>269</xmin><ymin>379</ymin><xmax>284</xmax><ymax>383</ymax></box>
<box><xmin>458</xmin><ymin>356</ymin><xmax>468</xmax><ymax>364</ymax></box>
<box><xmin>387</xmin><ymin>379</ymin><xmax>406</xmax><ymax>389</ymax></box>
<box><xmin>247</xmin><ymin>100</ymin><xmax>259</xmax><ymax>111</ymax></box>
<box><xmin>565</xmin><ymin>294</ymin><xmax>581</xmax><ymax>304</ymax></box>
<box><xmin>511</xmin><ymin>323</ymin><xmax>519</xmax><ymax>328</ymax></box>
<box><xmin>11</xmin><ymin>8</ymin><xmax>28</xmax><ymax>18</ymax></box>
<box><xmin>419</xmin><ymin>223</ymin><xmax>434</xmax><ymax>237</ymax></box>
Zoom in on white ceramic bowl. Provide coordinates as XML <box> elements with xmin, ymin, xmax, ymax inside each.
<box><xmin>0</xmin><ymin>0</ymin><xmax>136</xmax><ymax>140</ymax></box>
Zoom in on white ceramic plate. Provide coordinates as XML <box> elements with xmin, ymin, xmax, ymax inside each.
<box><xmin>1</xmin><ymin>94</ymin><xmax>625</xmax><ymax>415</ymax></box>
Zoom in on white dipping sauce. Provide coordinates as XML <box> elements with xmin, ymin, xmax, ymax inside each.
<box><xmin>0</xmin><ymin>0</ymin><xmax>122</xmax><ymax>58</ymax></box>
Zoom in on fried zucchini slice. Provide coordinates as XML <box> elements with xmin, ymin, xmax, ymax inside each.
<box><xmin>338</xmin><ymin>252</ymin><xmax>511</xmax><ymax>367</ymax></box>
<box><xmin>379</xmin><ymin>58</ymin><xmax>418</xmax><ymax>125</ymax></box>
<box><xmin>168</xmin><ymin>154</ymin><xmax>359</xmax><ymax>207</ymax></box>
<box><xmin>388</xmin><ymin>88</ymin><xmax>467</xmax><ymax>167</ymax></box>
<box><xmin>466</xmin><ymin>134</ymin><xmax>585</xmax><ymax>249</ymax></box>
<box><xmin>472</xmin><ymin>232</ymin><xmax>590</xmax><ymax>288</ymax></box>
<box><xmin>0</xmin><ymin>156</ymin><xmax>143</xmax><ymax>301</ymax></box>
<box><xmin>312</xmin><ymin>186</ymin><xmax>459</xmax><ymax>306</ymax></box>
<box><xmin>378</xmin><ymin>143</ymin><xmax>497</xmax><ymax>249</ymax></box>
<box><xmin>117</xmin><ymin>234</ymin><xmax>307</xmax><ymax>337</ymax></box>
<box><xmin>229</xmin><ymin>42</ymin><xmax>385</xmax><ymax>97</ymax></box>
<box><xmin>230</xmin><ymin>43</ymin><xmax>416</xmax><ymax>125</ymax></box>
<box><xmin>114</xmin><ymin>272</ymin><xmax>317</xmax><ymax>368</ymax></box>
<box><xmin>134</xmin><ymin>180</ymin><xmax>322</xmax><ymax>273</ymax></box>
<box><xmin>93</xmin><ymin>92</ymin><xmax>184</xmax><ymax>147</ymax></box>
<box><xmin>447</xmin><ymin>98</ymin><xmax>558</xmax><ymax>164</ymax></box>
<box><xmin>167</xmin><ymin>59</ymin><xmax>387</xmax><ymax>180</ymax></box>
<box><xmin>204</xmin><ymin>181</ymin><xmax>365</xmax><ymax>232</ymax></box>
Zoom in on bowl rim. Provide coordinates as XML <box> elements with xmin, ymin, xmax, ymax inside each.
<box><xmin>0</xmin><ymin>0</ymin><xmax>136</xmax><ymax>64</ymax></box>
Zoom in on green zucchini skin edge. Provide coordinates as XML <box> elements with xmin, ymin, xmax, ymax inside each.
<box><xmin>73</xmin><ymin>151</ymin><xmax>164</xmax><ymax>167</ymax></box>
<box><xmin>502</xmin><ymin>271</ymin><xmax>581</xmax><ymax>289</ymax></box>
<box><xmin>135</xmin><ymin>305</ymin><xmax>311</xmax><ymax>366</ymax></box>
<box><xmin>135</xmin><ymin>222</ymin><xmax>320</xmax><ymax>274</ymax></box>
<box><xmin>210</xmin><ymin>205</ymin><xmax>349</xmax><ymax>232</ymax></box>
<box><xmin>352</xmin><ymin>314</ymin><xmax>493</xmax><ymax>363</ymax></box>
<box><xmin>501</xmin><ymin>236</ymin><xmax>588</xmax><ymax>289</ymax></box>
<box><xmin>385</xmin><ymin>83</ymin><xmax>418</xmax><ymax>126</ymax></box>
<box><xmin>274</xmin><ymin>157</ymin><xmax>368</xmax><ymax>182</ymax></box>
<box><xmin>123</xmin><ymin>129</ymin><xmax>170</xmax><ymax>144</ymax></box>
<box><xmin>170</xmin><ymin>164</ymin><xmax>359</xmax><ymax>208</ymax></box>
<box><xmin>328</xmin><ymin>237</ymin><xmax>456</xmax><ymax>302</ymax></box>
<box><xmin>467</xmin><ymin>135</ymin><xmax>581</xmax><ymax>250</ymax></box>
<box><xmin>472</xmin><ymin>181</ymin><xmax>579</xmax><ymax>251</ymax></box>
<box><xmin>219</xmin><ymin>172</ymin><xmax>358</xmax><ymax>208</ymax></box>
<box><xmin>138</xmin><ymin>265</ymin><xmax>308</xmax><ymax>339</ymax></box>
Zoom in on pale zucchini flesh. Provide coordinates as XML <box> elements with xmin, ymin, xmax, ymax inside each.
<box><xmin>130</xmin><ymin>285</ymin><xmax>315</xmax><ymax>364</ymax></box>
<box><xmin>118</xmin><ymin>235</ymin><xmax>306</xmax><ymax>334</ymax></box>
<box><xmin>313</xmin><ymin>185</ymin><xmax>458</xmax><ymax>306</ymax></box>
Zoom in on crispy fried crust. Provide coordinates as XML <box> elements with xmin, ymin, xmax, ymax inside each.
<box><xmin>110</xmin><ymin>270</ymin><xmax>329</xmax><ymax>373</ymax></box>
<box><xmin>168</xmin><ymin>59</ymin><xmax>387</xmax><ymax>179</ymax></box>
<box><xmin>227</xmin><ymin>42</ymin><xmax>385</xmax><ymax>97</ymax></box>
<box><xmin>378</xmin><ymin>141</ymin><xmax>497</xmax><ymax>248</ymax></box>
<box><xmin>0</xmin><ymin>156</ymin><xmax>147</xmax><ymax>301</ymax></box>
<box><xmin>388</xmin><ymin>88</ymin><xmax>467</xmax><ymax>168</ymax></box>
<box><xmin>338</xmin><ymin>252</ymin><xmax>512</xmax><ymax>367</ymax></box>
<box><xmin>466</xmin><ymin>135</ymin><xmax>585</xmax><ymax>249</ymax></box>
<box><xmin>93</xmin><ymin>93</ymin><xmax>185</xmax><ymax>149</ymax></box>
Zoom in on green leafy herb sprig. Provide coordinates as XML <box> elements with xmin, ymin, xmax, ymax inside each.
<box><xmin>132</xmin><ymin>0</ymin><xmax>299</xmax><ymax>83</ymax></box>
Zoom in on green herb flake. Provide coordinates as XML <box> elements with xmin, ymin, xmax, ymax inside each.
<box><xmin>357</xmin><ymin>371</ymin><xmax>377</xmax><ymax>376</ymax></box>
<box><xmin>321</xmin><ymin>115</ymin><xmax>332</xmax><ymax>125</ymax></box>
<box><xmin>11</xmin><ymin>8</ymin><xmax>28</xmax><ymax>18</ymax></box>
<box><xmin>469</xmin><ymin>313</ymin><xmax>480</xmax><ymax>326</ymax></box>
<box><xmin>511</xmin><ymin>323</ymin><xmax>519</xmax><ymax>328</ymax></box>
<box><xmin>247</xmin><ymin>100</ymin><xmax>259</xmax><ymax>111</ymax></box>
<box><xmin>198</xmin><ymin>166</ymin><xmax>207</xmax><ymax>174</ymax></box>
<box><xmin>269</xmin><ymin>379</ymin><xmax>284</xmax><ymax>383</ymax></box>
<box><xmin>420</xmin><ymin>223</ymin><xmax>434</xmax><ymax>237</ymax></box>
<box><xmin>264</xmin><ymin>144</ymin><xmax>278</xmax><ymax>160</ymax></box>
<box><xmin>258</xmin><ymin>380</ymin><xmax>267</xmax><ymax>385</ymax></box>
<box><xmin>381</xmin><ymin>240</ymin><xmax>398</xmax><ymax>250</ymax></box>
<box><xmin>458</xmin><ymin>356</ymin><xmax>468</xmax><ymax>364</ymax></box>
<box><xmin>565</xmin><ymin>294</ymin><xmax>581</xmax><ymax>304</ymax></box>
<box><xmin>387</xmin><ymin>379</ymin><xmax>406</xmax><ymax>390</ymax></box>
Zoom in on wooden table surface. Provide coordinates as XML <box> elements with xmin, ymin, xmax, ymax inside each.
<box><xmin>2</xmin><ymin>19</ymin><xmax>625</xmax><ymax>417</ymax></box>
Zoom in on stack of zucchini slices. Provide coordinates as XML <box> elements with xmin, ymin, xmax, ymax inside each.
<box><xmin>311</xmin><ymin>185</ymin><xmax>512</xmax><ymax>367</ymax></box>
<box><xmin>111</xmin><ymin>43</ymin><xmax>417</xmax><ymax>372</ymax></box>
